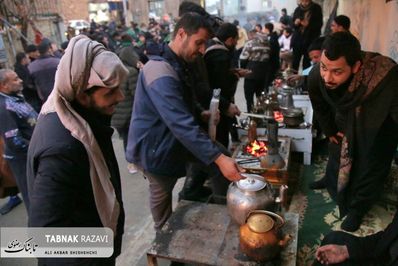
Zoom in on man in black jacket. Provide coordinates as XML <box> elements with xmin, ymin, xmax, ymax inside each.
<box><xmin>204</xmin><ymin>22</ymin><xmax>242</xmax><ymax>148</ymax></box>
<box><xmin>291</xmin><ymin>0</ymin><xmax>323</xmax><ymax>70</ymax></box>
<box><xmin>314</xmin><ymin>210</ymin><xmax>398</xmax><ymax>265</ymax></box>
<box><xmin>14</xmin><ymin>52</ymin><xmax>41</xmax><ymax>112</ymax></box>
<box><xmin>27</xmin><ymin>35</ymin><xmax>128</xmax><ymax>266</ymax></box>
<box><xmin>308</xmin><ymin>32</ymin><xmax>398</xmax><ymax>232</ymax></box>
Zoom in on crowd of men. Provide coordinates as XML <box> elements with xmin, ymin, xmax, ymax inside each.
<box><xmin>0</xmin><ymin>0</ymin><xmax>398</xmax><ymax>265</ymax></box>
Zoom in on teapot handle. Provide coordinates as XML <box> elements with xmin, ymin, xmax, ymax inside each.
<box><xmin>246</xmin><ymin>210</ymin><xmax>285</xmax><ymax>229</ymax></box>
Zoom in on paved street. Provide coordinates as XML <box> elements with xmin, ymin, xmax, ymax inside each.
<box><xmin>0</xmin><ymin>79</ymin><xmax>247</xmax><ymax>266</ymax></box>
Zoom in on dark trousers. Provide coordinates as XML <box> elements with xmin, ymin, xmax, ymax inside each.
<box><xmin>216</xmin><ymin>115</ymin><xmax>234</xmax><ymax>149</ymax></box>
<box><xmin>115</xmin><ymin>127</ymin><xmax>129</xmax><ymax>152</ymax></box>
<box><xmin>7</xmin><ymin>156</ymin><xmax>29</xmax><ymax>211</ymax></box>
<box><xmin>233</xmin><ymin>47</ymin><xmax>243</xmax><ymax>68</ymax></box>
<box><xmin>146</xmin><ymin>161</ymin><xmax>230</xmax><ymax>231</ymax></box>
<box><xmin>179</xmin><ymin>143</ymin><xmax>231</xmax><ymax>208</ymax></box>
<box><xmin>244</xmin><ymin>79</ymin><xmax>266</xmax><ymax>112</ymax></box>
<box><xmin>324</xmin><ymin>142</ymin><xmax>340</xmax><ymax>202</ymax></box>
<box><xmin>313</xmin><ymin>231</ymin><xmax>381</xmax><ymax>266</ymax></box>
<box><xmin>292</xmin><ymin>34</ymin><xmax>311</xmax><ymax>71</ymax></box>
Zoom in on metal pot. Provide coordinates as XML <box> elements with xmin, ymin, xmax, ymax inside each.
<box><xmin>239</xmin><ymin>210</ymin><xmax>291</xmax><ymax>261</ymax></box>
<box><xmin>226</xmin><ymin>173</ymin><xmax>287</xmax><ymax>225</ymax></box>
<box><xmin>279</xmin><ymin>85</ymin><xmax>295</xmax><ymax>110</ymax></box>
<box><xmin>282</xmin><ymin>108</ymin><xmax>304</xmax><ymax>127</ymax></box>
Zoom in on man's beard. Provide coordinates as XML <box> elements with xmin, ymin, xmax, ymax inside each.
<box><xmin>180</xmin><ymin>37</ymin><xmax>198</xmax><ymax>63</ymax></box>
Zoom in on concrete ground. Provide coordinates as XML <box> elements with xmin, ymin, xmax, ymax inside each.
<box><xmin>0</xmin><ymin>80</ymin><xmax>248</xmax><ymax>266</ymax></box>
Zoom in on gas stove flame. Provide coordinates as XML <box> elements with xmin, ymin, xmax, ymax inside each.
<box><xmin>246</xmin><ymin>140</ymin><xmax>268</xmax><ymax>157</ymax></box>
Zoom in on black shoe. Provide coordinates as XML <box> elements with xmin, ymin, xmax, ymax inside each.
<box><xmin>0</xmin><ymin>196</ymin><xmax>22</xmax><ymax>215</ymax></box>
<box><xmin>309</xmin><ymin>178</ymin><xmax>326</xmax><ymax>190</ymax></box>
<box><xmin>341</xmin><ymin>213</ymin><xmax>362</xmax><ymax>232</ymax></box>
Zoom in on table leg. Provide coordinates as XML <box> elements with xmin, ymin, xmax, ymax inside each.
<box><xmin>147</xmin><ymin>254</ymin><xmax>158</xmax><ymax>266</ymax></box>
<box><xmin>303</xmin><ymin>152</ymin><xmax>311</xmax><ymax>165</ymax></box>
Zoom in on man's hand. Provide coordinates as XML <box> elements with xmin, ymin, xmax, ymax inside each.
<box><xmin>316</xmin><ymin>244</ymin><xmax>349</xmax><ymax>265</ymax></box>
<box><xmin>214</xmin><ymin>154</ymin><xmax>245</xmax><ymax>182</ymax></box>
<box><xmin>294</xmin><ymin>18</ymin><xmax>301</xmax><ymax>26</ymax></box>
<box><xmin>201</xmin><ymin>109</ymin><xmax>220</xmax><ymax>124</ymax></box>
<box><xmin>286</xmin><ymin>74</ymin><xmax>304</xmax><ymax>87</ymax></box>
<box><xmin>233</xmin><ymin>68</ymin><xmax>252</xmax><ymax>78</ymax></box>
<box><xmin>226</xmin><ymin>103</ymin><xmax>241</xmax><ymax>118</ymax></box>
<box><xmin>329</xmin><ymin>132</ymin><xmax>344</xmax><ymax>144</ymax></box>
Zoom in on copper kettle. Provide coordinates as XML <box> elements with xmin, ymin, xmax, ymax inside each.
<box><xmin>239</xmin><ymin>210</ymin><xmax>291</xmax><ymax>262</ymax></box>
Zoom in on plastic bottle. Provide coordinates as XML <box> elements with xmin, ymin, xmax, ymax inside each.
<box><xmin>208</xmin><ymin>88</ymin><xmax>221</xmax><ymax>141</ymax></box>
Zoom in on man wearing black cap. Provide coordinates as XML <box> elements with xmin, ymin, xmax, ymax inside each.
<box><xmin>25</xmin><ymin>44</ymin><xmax>39</xmax><ymax>62</ymax></box>
<box><xmin>28</xmin><ymin>39</ymin><xmax>60</xmax><ymax>103</ymax></box>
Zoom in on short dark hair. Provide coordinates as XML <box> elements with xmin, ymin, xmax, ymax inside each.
<box><xmin>61</xmin><ymin>41</ymin><xmax>69</xmax><ymax>50</ymax></box>
<box><xmin>178</xmin><ymin>1</ymin><xmax>207</xmax><ymax>16</ymax></box>
<box><xmin>25</xmin><ymin>44</ymin><xmax>37</xmax><ymax>53</ymax></box>
<box><xmin>172</xmin><ymin>12</ymin><xmax>213</xmax><ymax>40</ymax></box>
<box><xmin>216</xmin><ymin>23</ymin><xmax>238</xmax><ymax>42</ymax></box>
<box><xmin>264</xmin><ymin>22</ymin><xmax>274</xmax><ymax>32</ymax></box>
<box><xmin>284</xmin><ymin>27</ymin><xmax>293</xmax><ymax>35</ymax></box>
<box><xmin>322</xmin><ymin>32</ymin><xmax>361</xmax><ymax>66</ymax></box>
<box><xmin>282</xmin><ymin>8</ymin><xmax>287</xmax><ymax>13</ymax></box>
<box><xmin>334</xmin><ymin>15</ymin><xmax>351</xmax><ymax>31</ymax></box>
<box><xmin>178</xmin><ymin>2</ymin><xmax>222</xmax><ymax>33</ymax></box>
<box><xmin>255</xmin><ymin>24</ymin><xmax>262</xmax><ymax>31</ymax></box>
<box><xmin>308</xmin><ymin>36</ymin><xmax>325</xmax><ymax>53</ymax></box>
<box><xmin>15</xmin><ymin>52</ymin><xmax>26</xmax><ymax>64</ymax></box>
<box><xmin>38</xmin><ymin>38</ymin><xmax>52</xmax><ymax>55</ymax></box>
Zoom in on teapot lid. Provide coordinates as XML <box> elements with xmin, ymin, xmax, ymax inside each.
<box><xmin>247</xmin><ymin>212</ymin><xmax>274</xmax><ymax>233</ymax></box>
<box><xmin>237</xmin><ymin>174</ymin><xmax>267</xmax><ymax>191</ymax></box>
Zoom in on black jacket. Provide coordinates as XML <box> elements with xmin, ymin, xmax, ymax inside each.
<box><xmin>27</xmin><ymin>104</ymin><xmax>125</xmax><ymax>265</ymax></box>
<box><xmin>348</xmin><ymin>210</ymin><xmax>398</xmax><ymax>265</ymax></box>
<box><xmin>204</xmin><ymin>38</ymin><xmax>238</xmax><ymax>114</ymax></box>
<box><xmin>292</xmin><ymin>2</ymin><xmax>323</xmax><ymax>48</ymax></box>
<box><xmin>0</xmin><ymin>92</ymin><xmax>37</xmax><ymax>159</ymax></box>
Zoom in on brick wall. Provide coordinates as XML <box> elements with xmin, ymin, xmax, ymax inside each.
<box><xmin>60</xmin><ymin>0</ymin><xmax>90</xmax><ymax>22</ymax></box>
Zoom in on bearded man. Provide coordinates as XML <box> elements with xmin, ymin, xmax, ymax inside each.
<box><xmin>27</xmin><ymin>35</ymin><xmax>128</xmax><ymax>265</ymax></box>
<box><xmin>204</xmin><ymin>22</ymin><xmax>243</xmax><ymax>148</ymax></box>
<box><xmin>308</xmin><ymin>32</ymin><xmax>398</xmax><ymax>232</ymax></box>
<box><xmin>126</xmin><ymin>13</ymin><xmax>243</xmax><ymax>232</ymax></box>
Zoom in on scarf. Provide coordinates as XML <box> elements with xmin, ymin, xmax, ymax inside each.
<box><xmin>41</xmin><ymin>35</ymin><xmax>128</xmax><ymax>234</ymax></box>
<box><xmin>337</xmin><ymin>52</ymin><xmax>396</xmax><ymax>192</ymax></box>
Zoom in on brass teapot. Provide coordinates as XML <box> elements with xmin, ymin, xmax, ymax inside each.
<box><xmin>239</xmin><ymin>210</ymin><xmax>291</xmax><ymax>262</ymax></box>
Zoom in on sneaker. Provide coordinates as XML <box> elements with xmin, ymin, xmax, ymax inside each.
<box><xmin>127</xmin><ymin>163</ymin><xmax>138</xmax><ymax>174</ymax></box>
<box><xmin>0</xmin><ymin>195</ymin><xmax>22</xmax><ymax>215</ymax></box>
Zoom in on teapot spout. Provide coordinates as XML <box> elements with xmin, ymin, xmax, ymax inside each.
<box><xmin>278</xmin><ymin>234</ymin><xmax>292</xmax><ymax>247</ymax></box>
<box><xmin>275</xmin><ymin>185</ymin><xmax>288</xmax><ymax>212</ymax></box>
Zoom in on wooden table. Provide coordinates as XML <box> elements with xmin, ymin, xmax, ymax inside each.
<box><xmin>147</xmin><ymin>200</ymin><xmax>299</xmax><ymax>266</ymax></box>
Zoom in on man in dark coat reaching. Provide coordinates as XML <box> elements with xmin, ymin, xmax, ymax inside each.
<box><xmin>308</xmin><ymin>32</ymin><xmax>398</xmax><ymax>232</ymax></box>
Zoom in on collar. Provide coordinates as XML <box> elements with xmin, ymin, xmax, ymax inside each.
<box><xmin>0</xmin><ymin>91</ymin><xmax>24</xmax><ymax>100</ymax></box>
